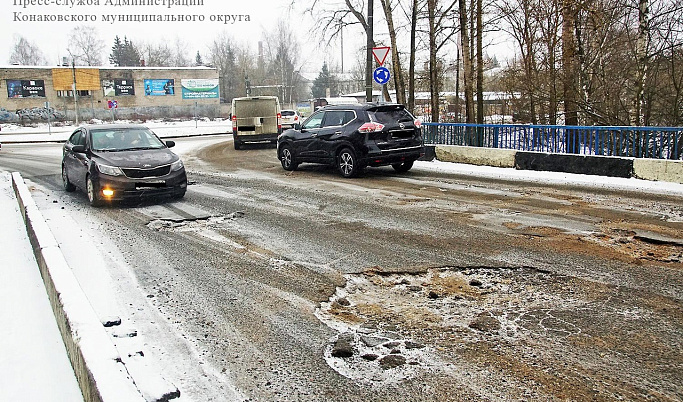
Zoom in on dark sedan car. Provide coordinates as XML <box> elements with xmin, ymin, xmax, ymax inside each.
<box><xmin>62</xmin><ymin>124</ymin><xmax>187</xmax><ymax>206</ymax></box>
<box><xmin>277</xmin><ymin>103</ymin><xmax>423</xmax><ymax>178</ymax></box>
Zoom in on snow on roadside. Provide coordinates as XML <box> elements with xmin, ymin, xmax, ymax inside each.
<box><xmin>414</xmin><ymin>160</ymin><xmax>683</xmax><ymax>197</ymax></box>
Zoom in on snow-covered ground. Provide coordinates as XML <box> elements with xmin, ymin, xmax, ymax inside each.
<box><xmin>0</xmin><ymin>119</ymin><xmax>229</xmax><ymax>140</ymax></box>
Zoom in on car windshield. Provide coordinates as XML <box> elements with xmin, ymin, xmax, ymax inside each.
<box><xmin>281</xmin><ymin>110</ymin><xmax>295</xmax><ymax>116</ymax></box>
<box><xmin>369</xmin><ymin>106</ymin><xmax>415</xmax><ymax>124</ymax></box>
<box><xmin>91</xmin><ymin>128</ymin><xmax>165</xmax><ymax>151</ymax></box>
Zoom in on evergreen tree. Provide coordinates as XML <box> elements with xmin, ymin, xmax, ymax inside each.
<box><xmin>195</xmin><ymin>51</ymin><xmax>203</xmax><ymax>66</ymax></box>
<box><xmin>311</xmin><ymin>62</ymin><xmax>337</xmax><ymax>98</ymax></box>
<box><xmin>109</xmin><ymin>36</ymin><xmax>141</xmax><ymax>67</ymax></box>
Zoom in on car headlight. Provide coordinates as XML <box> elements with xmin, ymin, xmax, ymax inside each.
<box><xmin>170</xmin><ymin>159</ymin><xmax>184</xmax><ymax>172</ymax></box>
<box><xmin>97</xmin><ymin>163</ymin><xmax>124</xmax><ymax>176</ymax></box>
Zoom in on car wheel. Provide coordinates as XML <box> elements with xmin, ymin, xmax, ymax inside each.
<box><xmin>62</xmin><ymin>165</ymin><xmax>76</xmax><ymax>192</ymax></box>
<box><xmin>392</xmin><ymin>160</ymin><xmax>414</xmax><ymax>173</ymax></box>
<box><xmin>86</xmin><ymin>175</ymin><xmax>102</xmax><ymax>207</ymax></box>
<box><xmin>337</xmin><ymin>147</ymin><xmax>361</xmax><ymax>178</ymax></box>
<box><xmin>279</xmin><ymin>145</ymin><xmax>298</xmax><ymax>171</ymax></box>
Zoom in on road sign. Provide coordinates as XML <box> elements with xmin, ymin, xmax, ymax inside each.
<box><xmin>373</xmin><ymin>66</ymin><xmax>391</xmax><ymax>85</ymax></box>
<box><xmin>108</xmin><ymin>100</ymin><xmax>118</xmax><ymax>109</ymax></box>
<box><xmin>372</xmin><ymin>46</ymin><xmax>391</xmax><ymax>66</ymax></box>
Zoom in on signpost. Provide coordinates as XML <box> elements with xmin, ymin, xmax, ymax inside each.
<box><xmin>373</xmin><ymin>66</ymin><xmax>391</xmax><ymax>85</ymax></box>
<box><xmin>45</xmin><ymin>101</ymin><xmax>51</xmax><ymax>135</ymax></box>
<box><xmin>372</xmin><ymin>46</ymin><xmax>390</xmax><ymax>66</ymax></box>
<box><xmin>371</xmin><ymin>47</ymin><xmax>391</xmax><ymax>103</ymax></box>
<box><xmin>107</xmin><ymin>100</ymin><xmax>118</xmax><ymax>122</ymax></box>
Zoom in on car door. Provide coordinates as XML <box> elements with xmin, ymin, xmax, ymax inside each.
<box><xmin>63</xmin><ymin>129</ymin><xmax>89</xmax><ymax>189</ymax></box>
<box><xmin>291</xmin><ymin>110</ymin><xmax>325</xmax><ymax>161</ymax></box>
<box><xmin>315</xmin><ymin>110</ymin><xmax>357</xmax><ymax>160</ymax></box>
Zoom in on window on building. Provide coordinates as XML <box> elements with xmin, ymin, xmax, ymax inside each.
<box><xmin>57</xmin><ymin>90</ymin><xmax>92</xmax><ymax>97</ymax></box>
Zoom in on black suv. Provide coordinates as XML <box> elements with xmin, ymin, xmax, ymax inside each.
<box><xmin>277</xmin><ymin>103</ymin><xmax>424</xmax><ymax>177</ymax></box>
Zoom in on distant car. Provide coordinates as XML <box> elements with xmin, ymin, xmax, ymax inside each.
<box><xmin>61</xmin><ymin>124</ymin><xmax>187</xmax><ymax>206</ymax></box>
<box><xmin>277</xmin><ymin>103</ymin><xmax>423</xmax><ymax>178</ymax></box>
<box><xmin>280</xmin><ymin>109</ymin><xmax>302</xmax><ymax>129</ymax></box>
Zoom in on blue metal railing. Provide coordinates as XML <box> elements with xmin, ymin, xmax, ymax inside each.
<box><xmin>421</xmin><ymin>123</ymin><xmax>683</xmax><ymax>160</ymax></box>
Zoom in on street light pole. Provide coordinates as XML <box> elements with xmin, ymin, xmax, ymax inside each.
<box><xmin>365</xmin><ymin>0</ymin><xmax>374</xmax><ymax>103</ymax></box>
<box><xmin>71</xmin><ymin>60</ymin><xmax>79</xmax><ymax>126</ymax></box>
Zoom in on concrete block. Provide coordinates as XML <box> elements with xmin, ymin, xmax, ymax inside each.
<box><xmin>633</xmin><ymin>159</ymin><xmax>683</xmax><ymax>184</ymax></box>
<box><xmin>515</xmin><ymin>152</ymin><xmax>634</xmax><ymax>178</ymax></box>
<box><xmin>435</xmin><ymin>145</ymin><xmax>516</xmax><ymax>168</ymax></box>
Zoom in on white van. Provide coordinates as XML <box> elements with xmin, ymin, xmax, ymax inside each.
<box><xmin>231</xmin><ymin>96</ymin><xmax>281</xmax><ymax>150</ymax></box>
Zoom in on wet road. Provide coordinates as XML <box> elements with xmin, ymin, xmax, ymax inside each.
<box><xmin>2</xmin><ymin>137</ymin><xmax>682</xmax><ymax>401</ymax></box>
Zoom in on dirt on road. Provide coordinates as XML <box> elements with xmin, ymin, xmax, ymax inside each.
<box><xmin>193</xmin><ymin>142</ymin><xmax>683</xmax><ymax>400</ymax></box>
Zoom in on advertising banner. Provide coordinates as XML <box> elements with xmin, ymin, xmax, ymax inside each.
<box><xmin>103</xmin><ymin>79</ymin><xmax>135</xmax><ymax>96</ymax></box>
<box><xmin>181</xmin><ymin>78</ymin><xmax>219</xmax><ymax>99</ymax></box>
<box><xmin>52</xmin><ymin>68</ymin><xmax>101</xmax><ymax>90</ymax></box>
<box><xmin>6</xmin><ymin>80</ymin><xmax>46</xmax><ymax>98</ymax></box>
<box><xmin>144</xmin><ymin>79</ymin><xmax>175</xmax><ymax>96</ymax></box>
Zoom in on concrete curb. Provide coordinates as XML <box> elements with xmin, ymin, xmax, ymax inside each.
<box><xmin>11</xmin><ymin>172</ymin><xmax>145</xmax><ymax>402</ymax></box>
<box><xmin>434</xmin><ymin>145</ymin><xmax>683</xmax><ymax>184</ymax></box>
<box><xmin>434</xmin><ymin>145</ymin><xmax>516</xmax><ymax>168</ymax></box>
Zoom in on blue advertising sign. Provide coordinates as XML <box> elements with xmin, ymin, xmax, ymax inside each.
<box><xmin>144</xmin><ymin>79</ymin><xmax>175</xmax><ymax>96</ymax></box>
<box><xmin>181</xmin><ymin>78</ymin><xmax>219</xmax><ymax>99</ymax></box>
<box><xmin>373</xmin><ymin>67</ymin><xmax>391</xmax><ymax>85</ymax></box>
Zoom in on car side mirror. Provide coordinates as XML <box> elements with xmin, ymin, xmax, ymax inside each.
<box><xmin>166</xmin><ymin>140</ymin><xmax>176</xmax><ymax>148</ymax></box>
<box><xmin>72</xmin><ymin>145</ymin><xmax>86</xmax><ymax>153</ymax></box>
<box><xmin>294</xmin><ymin>123</ymin><xmax>302</xmax><ymax>130</ymax></box>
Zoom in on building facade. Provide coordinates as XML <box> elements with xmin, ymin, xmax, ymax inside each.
<box><xmin>0</xmin><ymin>65</ymin><xmax>222</xmax><ymax>121</ymax></box>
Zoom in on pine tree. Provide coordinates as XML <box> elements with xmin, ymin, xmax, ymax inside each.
<box><xmin>311</xmin><ymin>62</ymin><xmax>337</xmax><ymax>98</ymax></box>
<box><xmin>109</xmin><ymin>36</ymin><xmax>141</xmax><ymax>67</ymax></box>
<box><xmin>195</xmin><ymin>51</ymin><xmax>203</xmax><ymax>66</ymax></box>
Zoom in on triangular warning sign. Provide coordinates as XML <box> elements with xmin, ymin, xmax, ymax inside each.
<box><xmin>372</xmin><ymin>47</ymin><xmax>391</xmax><ymax>66</ymax></box>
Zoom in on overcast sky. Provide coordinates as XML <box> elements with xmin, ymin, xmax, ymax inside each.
<box><xmin>1</xmin><ymin>0</ymin><xmax>515</xmax><ymax>76</ymax></box>
<box><xmin>0</xmin><ymin>0</ymin><xmax>354</xmax><ymax>74</ymax></box>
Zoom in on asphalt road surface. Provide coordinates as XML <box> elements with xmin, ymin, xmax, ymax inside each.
<box><xmin>1</xmin><ymin>136</ymin><xmax>681</xmax><ymax>401</ymax></box>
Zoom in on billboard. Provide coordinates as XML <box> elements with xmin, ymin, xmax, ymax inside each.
<box><xmin>52</xmin><ymin>68</ymin><xmax>100</xmax><ymax>90</ymax></box>
<box><xmin>144</xmin><ymin>79</ymin><xmax>175</xmax><ymax>96</ymax></box>
<box><xmin>6</xmin><ymin>80</ymin><xmax>46</xmax><ymax>98</ymax></box>
<box><xmin>103</xmin><ymin>79</ymin><xmax>135</xmax><ymax>96</ymax></box>
<box><xmin>181</xmin><ymin>78</ymin><xmax>219</xmax><ymax>99</ymax></box>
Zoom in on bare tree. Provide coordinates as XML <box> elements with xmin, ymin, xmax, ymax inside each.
<box><xmin>208</xmin><ymin>32</ymin><xmax>242</xmax><ymax>102</ymax></box>
<box><xmin>380</xmin><ymin>0</ymin><xmax>407</xmax><ymax>104</ymax></box>
<box><xmin>67</xmin><ymin>26</ymin><xmax>104</xmax><ymax>66</ymax></box>
<box><xmin>174</xmin><ymin>38</ymin><xmax>191</xmax><ymax>67</ymax></box>
<box><xmin>459</xmin><ymin>0</ymin><xmax>475</xmax><ymax>124</ymax></box>
<box><xmin>9</xmin><ymin>35</ymin><xmax>47</xmax><ymax>65</ymax></box>
<box><xmin>139</xmin><ymin>42</ymin><xmax>174</xmax><ymax>67</ymax></box>
<box><xmin>262</xmin><ymin>21</ymin><xmax>304</xmax><ymax>105</ymax></box>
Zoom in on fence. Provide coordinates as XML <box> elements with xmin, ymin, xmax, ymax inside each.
<box><xmin>422</xmin><ymin>123</ymin><xmax>683</xmax><ymax>160</ymax></box>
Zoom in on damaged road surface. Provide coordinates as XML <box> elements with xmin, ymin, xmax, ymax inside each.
<box><xmin>4</xmin><ymin>139</ymin><xmax>682</xmax><ymax>401</ymax></box>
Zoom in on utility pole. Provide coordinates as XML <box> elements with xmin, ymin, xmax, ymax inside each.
<box><xmin>340</xmin><ymin>25</ymin><xmax>344</xmax><ymax>74</ymax></box>
<box><xmin>71</xmin><ymin>60</ymin><xmax>79</xmax><ymax>126</ymax></box>
<box><xmin>365</xmin><ymin>0</ymin><xmax>374</xmax><ymax>102</ymax></box>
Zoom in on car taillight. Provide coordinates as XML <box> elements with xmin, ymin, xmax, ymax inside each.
<box><xmin>277</xmin><ymin>112</ymin><xmax>282</xmax><ymax>131</ymax></box>
<box><xmin>232</xmin><ymin>115</ymin><xmax>237</xmax><ymax>131</ymax></box>
<box><xmin>414</xmin><ymin>119</ymin><xmax>422</xmax><ymax>129</ymax></box>
<box><xmin>294</xmin><ymin>115</ymin><xmax>298</xmax><ymax>121</ymax></box>
<box><xmin>358</xmin><ymin>122</ymin><xmax>385</xmax><ymax>133</ymax></box>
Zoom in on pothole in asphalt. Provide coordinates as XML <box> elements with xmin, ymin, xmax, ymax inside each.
<box><xmin>316</xmin><ymin>266</ymin><xmax>585</xmax><ymax>384</ymax></box>
<box><xmin>147</xmin><ymin>212</ymin><xmax>244</xmax><ymax>232</ymax></box>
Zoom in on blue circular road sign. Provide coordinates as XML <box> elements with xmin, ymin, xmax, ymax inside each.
<box><xmin>373</xmin><ymin>66</ymin><xmax>391</xmax><ymax>85</ymax></box>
